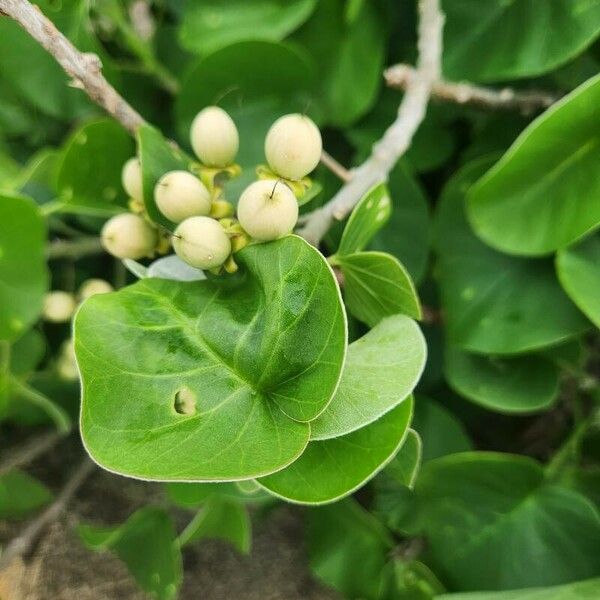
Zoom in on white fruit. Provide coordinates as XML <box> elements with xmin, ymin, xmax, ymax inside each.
<box><xmin>101</xmin><ymin>213</ymin><xmax>157</xmax><ymax>260</ymax></box>
<box><xmin>154</xmin><ymin>170</ymin><xmax>211</xmax><ymax>223</ymax></box>
<box><xmin>57</xmin><ymin>339</ymin><xmax>78</xmax><ymax>381</ymax></box>
<box><xmin>265</xmin><ymin>114</ymin><xmax>322</xmax><ymax>180</ymax></box>
<box><xmin>190</xmin><ymin>106</ymin><xmax>239</xmax><ymax>167</ymax></box>
<box><xmin>78</xmin><ymin>278</ymin><xmax>113</xmax><ymax>301</ymax></box>
<box><xmin>173</xmin><ymin>216</ymin><xmax>231</xmax><ymax>270</ymax></box>
<box><xmin>122</xmin><ymin>157</ymin><xmax>144</xmax><ymax>201</ymax></box>
<box><xmin>43</xmin><ymin>291</ymin><xmax>77</xmax><ymax>323</ymax></box>
<box><xmin>237</xmin><ymin>180</ymin><xmax>298</xmax><ymax>241</ymax></box>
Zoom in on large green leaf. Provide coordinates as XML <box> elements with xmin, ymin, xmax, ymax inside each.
<box><xmin>557</xmin><ymin>235</ymin><xmax>600</xmax><ymax>328</ymax></box>
<box><xmin>257</xmin><ymin>399</ymin><xmax>412</xmax><ymax>504</ymax></box>
<box><xmin>78</xmin><ymin>507</ymin><xmax>182</xmax><ymax>600</ymax></box>
<box><xmin>76</xmin><ymin>236</ymin><xmax>346</xmax><ymax>481</ymax></box>
<box><xmin>175</xmin><ymin>41</ymin><xmax>316</xmax><ymax>168</ymax></box>
<box><xmin>412</xmin><ymin>453</ymin><xmax>600</xmax><ymax>590</ymax></box>
<box><xmin>179</xmin><ymin>0</ymin><xmax>317</xmax><ymax>55</ymax></box>
<box><xmin>445</xmin><ymin>346</ymin><xmax>559</xmax><ymax>414</ymax></box>
<box><xmin>311</xmin><ymin>315</ymin><xmax>425</xmax><ymax>440</ymax></box>
<box><xmin>467</xmin><ymin>75</ymin><xmax>600</xmax><ymax>256</ymax></box>
<box><xmin>381</xmin><ymin>429</ymin><xmax>422</xmax><ymax>490</ymax></box>
<box><xmin>0</xmin><ymin>470</ymin><xmax>52</xmax><ymax>519</ymax></box>
<box><xmin>442</xmin><ymin>0</ymin><xmax>600</xmax><ymax>82</ymax></box>
<box><xmin>0</xmin><ymin>195</ymin><xmax>48</xmax><ymax>342</ymax></box>
<box><xmin>56</xmin><ymin>119</ymin><xmax>134</xmax><ymax>215</ymax></box>
<box><xmin>335</xmin><ymin>252</ymin><xmax>421</xmax><ymax>327</ymax></box>
<box><xmin>434</xmin><ymin>157</ymin><xmax>588</xmax><ymax>354</ymax></box>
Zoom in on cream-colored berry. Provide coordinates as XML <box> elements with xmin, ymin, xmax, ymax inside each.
<box><xmin>57</xmin><ymin>339</ymin><xmax>78</xmax><ymax>381</ymax></box>
<box><xmin>78</xmin><ymin>279</ymin><xmax>113</xmax><ymax>301</ymax></box>
<box><xmin>43</xmin><ymin>291</ymin><xmax>77</xmax><ymax>323</ymax></box>
<box><xmin>190</xmin><ymin>106</ymin><xmax>239</xmax><ymax>167</ymax></box>
<box><xmin>122</xmin><ymin>157</ymin><xmax>144</xmax><ymax>201</ymax></box>
<box><xmin>173</xmin><ymin>216</ymin><xmax>231</xmax><ymax>270</ymax></box>
<box><xmin>101</xmin><ymin>213</ymin><xmax>158</xmax><ymax>260</ymax></box>
<box><xmin>154</xmin><ymin>170</ymin><xmax>211</xmax><ymax>223</ymax></box>
<box><xmin>237</xmin><ymin>180</ymin><xmax>298</xmax><ymax>241</ymax></box>
<box><xmin>265</xmin><ymin>114</ymin><xmax>322</xmax><ymax>180</ymax></box>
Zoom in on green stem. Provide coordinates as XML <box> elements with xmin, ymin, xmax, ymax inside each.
<box><xmin>47</xmin><ymin>237</ymin><xmax>104</xmax><ymax>260</ymax></box>
<box><xmin>177</xmin><ymin>509</ymin><xmax>206</xmax><ymax>548</ymax></box>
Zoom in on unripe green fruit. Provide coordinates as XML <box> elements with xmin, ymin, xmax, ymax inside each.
<box><xmin>122</xmin><ymin>157</ymin><xmax>144</xmax><ymax>201</ymax></box>
<box><xmin>237</xmin><ymin>180</ymin><xmax>298</xmax><ymax>241</ymax></box>
<box><xmin>190</xmin><ymin>106</ymin><xmax>239</xmax><ymax>167</ymax></box>
<box><xmin>265</xmin><ymin>114</ymin><xmax>322</xmax><ymax>180</ymax></box>
<box><xmin>43</xmin><ymin>291</ymin><xmax>76</xmax><ymax>323</ymax></box>
<box><xmin>101</xmin><ymin>213</ymin><xmax>158</xmax><ymax>260</ymax></box>
<box><xmin>154</xmin><ymin>170</ymin><xmax>211</xmax><ymax>223</ymax></box>
<box><xmin>173</xmin><ymin>216</ymin><xmax>231</xmax><ymax>270</ymax></box>
<box><xmin>78</xmin><ymin>278</ymin><xmax>113</xmax><ymax>301</ymax></box>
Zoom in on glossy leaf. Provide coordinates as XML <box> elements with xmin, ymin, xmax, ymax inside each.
<box><xmin>412</xmin><ymin>453</ymin><xmax>600</xmax><ymax>590</ymax></box>
<box><xmin>382</xmin><ymin>429</ymin><xmax>422</xmax><ymax>489</ymax></box>
<box><xmin>257</xmin><ymin>399</ymin><xmax>412</xmax><ymax>505</ymax></box>
<box><xmin>78</xmin><ymin>507</ymin><xmax>182</xmax><ymax>600</ymax></box>
<box><xmin>442</xmin><ymin>0</ymin><xmax>600</xmax><ymax>82</ymax></box>
<box><xmin>445</xmin><ymin>346</ymin><xmax>559</xmax><ymax>414</ymax></box>
<box><xmin>76</xmin><ymin>236</ymin><xmax>346</xmax><ymax>481</ymax></box>
<box><xmin>179</xmin><ymin>0</ymin><xmax>317</xmax><ymax>55</ymax></box>
<box><xmin>434</xmin><ymin>157</ymin><xmax>588</xmax><ymax>354</ymax></box>
<box><xmin>337</xmin><ymin>183</ymin><xmax>391</xmax><ymax>256</ymax></box>
<box><xmin>0</xmin><ymin>195</ymin><xmax>48</xmax><ymax>342</ymax></box>
<box><xmin>0</xmin><ymin>470</ymin><xmax>52</xmax><ymax>519</ymax></box>
<box><xmin>468</xmin><ymin>75</ymin><xmax>600</xmax><ymax>256</ymax></box>
<box><xmin>336</xmin><ymin>252</ymin><xmax>421</xmax><ymax>327</ymax></box>
<box><xmin>311</xmin><ymin>315</ymin><xmax>425</xmax><ymax>440</ymax></box>
<box><xmin>557</xmin><ymin>235</ymin><xmax>600</xmax><ymax>328</ymax></box>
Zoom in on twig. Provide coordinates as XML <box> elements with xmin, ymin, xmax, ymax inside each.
<box><xmin>0</xmin><ymin>458</ymin><xmax>94</xmax><ymax>571</ymax></box>
<box><xmin>0</xmin><ymin>0</ymin><xmax>146</xmax><ymax>134</ymax></box>
<box><xmin>385</xmin><ymin>64</ymin><xmax>560</xmax><ymax>113</ymax></box>
<box><xmin>46</xmin><ymin>236</ymin><xmax>104</xmax><ymax>260</ymax></box>
<box><xmin>0</xmin><ymin>430</ymin><xmax>63</xmax><ymax>476</ymax></box>
<box><xmin>298</xmin><ymin>0</ymin><xmax>445</xmax><ymax>245</ymax></box>
<box><xmin>320</xmin><ymin>150</ymin><xmax>353</xmax><ymax>183</ymax></box>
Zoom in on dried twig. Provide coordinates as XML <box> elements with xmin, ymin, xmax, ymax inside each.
<box><xmin>385</xmin><ymin>64</ymin><xmax>560</xmax><ymax>113</ymax></box>
<box><xmin>0</xmin><ymin>430</ymin><xmax>63</xmax><ymax>477</ymax></box>
<box><xmin>0</xmin><ymin>458</ymin><xmax>94</xmax><ymax>571</ymax></box>
<box><xmin>298</xmin><ymin>0</ymin><xmax>445</xmax><ymax>245</ymax></box>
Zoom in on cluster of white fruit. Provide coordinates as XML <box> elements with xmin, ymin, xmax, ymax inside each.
<box><xmin>100</xmin><ymin>107</ymin><xmax>322</xmax><ymax>272</ymax></box>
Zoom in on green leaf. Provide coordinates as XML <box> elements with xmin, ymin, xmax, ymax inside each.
<box><xmin>76</xmin><ymin>236</ymin><xmax>346</xmax><ymax>481</ymax></box>
<box><xmin>166</xmin><ymin>481</ymin><xmax>268</xmax><ymax>506</ymax></box>
<box><xmin>439</xmin><ymin>577</ymin><xmax>600</xmax><ymax>600</ymax></box>
<box><xmin>311</xmin><ymin>315</ymin><xmax>425</xmax><ymax>440</ymax></box>
<box><xmin>0</xmin><ymin>470</ymin><xmax>52</xmax><ymax>519</ymax></box>
<box><xmin>336</xmin><ymin>252</ymin><xmax>421</xmax><ymax>327</ymax></box>
<box><xmin>434</xmin><ymin>157</ymin><xmax>589</xmax><ymax>354</ymax></box>
<box><xmin>467</xmin><ymin>75</ymin><xmax>600</xmax><ymax>256</ymax></box>
<box><xmin>56</xmin><ymin>119</ymin><xmax>134</xmax><ymax>215</ymax></box>
<box><xmin>442</xmin><ymin>0</ymin><xmax>600</xmax><ymax>82</ymax></box>
<box><xmin>0</xmin><ymin>195</ymin><xmax>48</xmax><ymax>342</ymax></box>
<box><xmin>307</xmin><ymin>499</ymin><xmax>393</xmax><ymax>600</ymax></box>
<box><xmin>137</xmin><ymin>125</ymin><xmax>191</xmax><ymax>229</ymax></box>
<box><xmin>381</xmin><ymin>429</ymin><xmax>422</xmax><ymax>489</ymax></box>
<box><xmin>412</xmin><ymin>452</ymin><xmax>600</xmax><ymax>590</ymax></box>
<box><xmin>175</xmin><ymin>41</ymin><xmax>316</xmax><ymax>168</ymax></box>
<box><xmin>78</xmin><ymin>507</ymin><xmax>182</xmax><ymax>600</ymax></box>
<box><xmin>10</xmin><ymin>329</ymin><xmax>45</xmax><ymax>377</ymax></box>
<box><xmin>445</xmin><ymin>346</ymin><xmax>559</xmax><ymax>414</ymax></box>
<box><xmin>337</xmin><ymin>183</ymin><xmax>391</xmax><ymax>256</ymax></box>
<box><xmin>292</xmin><ymin>0</ymin><xmax>384</xmax><ymax>126</ymax></box>
<box><xmin>179</xmin><ymin>0</ymin><xmax>317</xmax><ymax>55</ymax></box>
<box><xmin>257</xmin><ymin>399</ymin><xmax>413</xmax><ymax>504</ymax></box>
<box><xmin>557</xmin><ymin>235</ymin><xmax>600</xmax><ymax>328</ymax></box>
<box><xmin>178</xmin><ymin>497</ymin><xmax>251</xmax><ymax>554</ymax></box>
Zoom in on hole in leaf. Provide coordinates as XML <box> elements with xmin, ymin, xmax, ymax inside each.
<box><xmin>174</xmin><ymin>387</ymin><xmax>197</xmax><ymax>415</ymax></box>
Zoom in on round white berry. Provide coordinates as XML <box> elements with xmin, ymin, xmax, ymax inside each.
<box><xmin>190</xmin><ymin>106</ymin><xmax>239</xmax><ymax>167</ymax></box>
<box><xmin>265</xmin><ymin>114</ymin><xmax>322</xmax><ymax>180</ymax></box>
<box><xmin>43</xmin><ymin>291</ymin><xmax>77</xmax><ymax>323</ymax></box>
<box><xmin>237</xmin><ymin>180</ymin><xmax>298</xmax><ymax>241</ymax></box>
<box><xmin>173</xmin><ymin>216</ymin><xmax>231</xmax><ymax>270</ymax></box>
<box><xmin>57</xmin><ymin>338</ymin><xmax>78</xmax><ymax>381</ymax></box>
<box><xmin>121</xmin><ymin>157</ymin><xmax>144</xmax><ymax>201</ymax></box>
<box><xmin>101</xmin><ymin>213</ymin><xmax>157</xmax><ymax>260</ymax></box>
<box><xmin>154</xmin><ymin>170</ymin><xmax>211</xmax><ymax>223</ymax></box>
<box><xmin>78</xmin><ymin>278</ymin><xmax>113</xmax><ymax>301</ymax></box>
